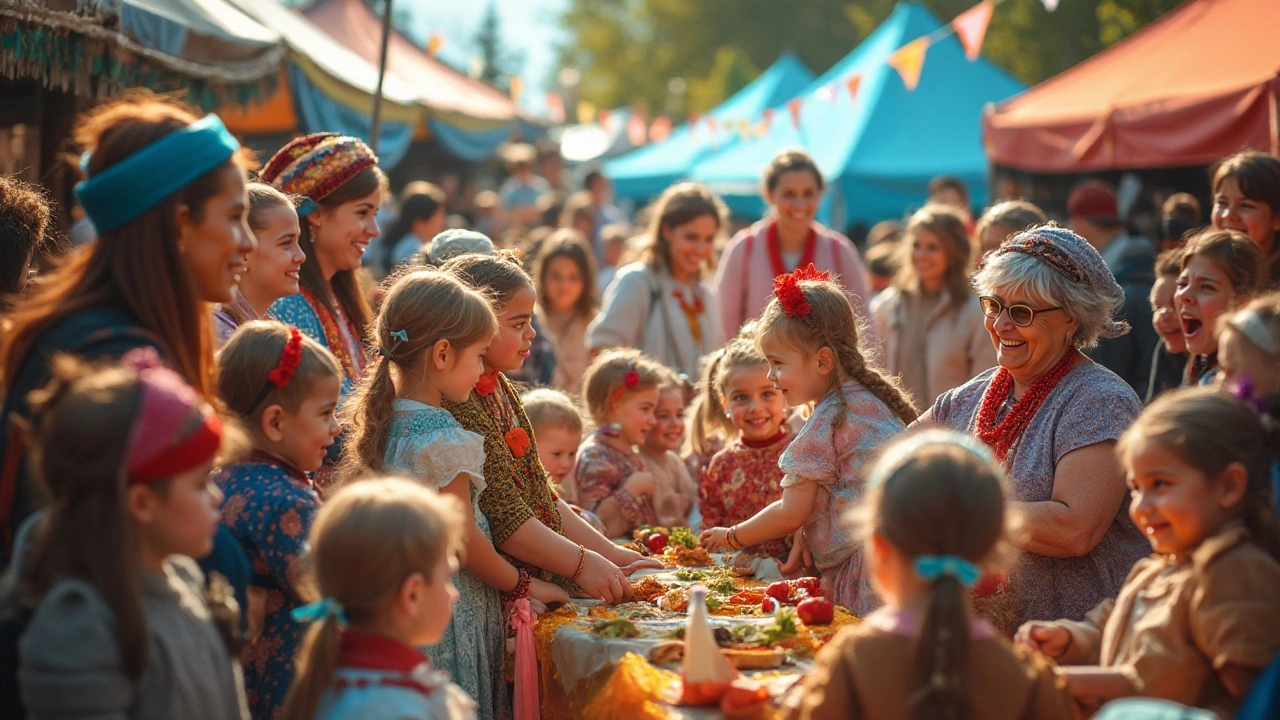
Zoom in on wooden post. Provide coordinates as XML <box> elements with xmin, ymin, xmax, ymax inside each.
<box><xmin>370</xmin><ymin>0</ymin><xmax>394</xmax><ymax>152</ymax></box>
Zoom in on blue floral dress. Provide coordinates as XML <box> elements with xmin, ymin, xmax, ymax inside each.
<box><xmin>384</xmin><ymin>400</ymin><xmax>509</xmax><ymax>720</ymax></box>
<box><xmin>214</xmin><ymin>451</ymin><xmax>321</xmax><ymax>720</ymax></box>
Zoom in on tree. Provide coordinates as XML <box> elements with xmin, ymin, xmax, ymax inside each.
<box><xmin>473</xmin><ymin>0</ymin><xmax>524</xmax><ymax>90</ymax></box>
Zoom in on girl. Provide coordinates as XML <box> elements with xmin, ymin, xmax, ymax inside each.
<box><xmin>340</xmin><ymin>269</ymin><xmax>568</xmax><ymax>719</ymax></box>
<box><xmin>522</xmin><ymin>388</ymin><xmax>585</xmax><ymax>501</ymax></box>
<box><xmin>1210</xmin><ymin>151</ymin><xmax>1280</xmax><ymax>288</ymax></box>
<box><xmin>573</xmin><ymin>349</ymin><xmax>665</xmax><ymax>537</ymax></box>
<box><xmin>280</xmin><ymin>478</ymin><xmax>477</xmax><ymax>720</ymax></box>
<box><xmin>701</xmin><ymin>267</ymin><xmax>916</xmax><ymax>615</ymax></box>
<box><xmin>1146</xmin><ymin>248</ymin><xmax>1189</xmax><ymax>402</ymax></box>
<box><xmin>587</xmin><ymin>183</ymin><xmax>725</xmax><ymax>378</ymax></box>
<box><xmin>0</xmin><ymin>98</ymin><xmax>253</xmax><ymax>561</ymax></box>
<box><xmin>262</xmin><ymin>133</ymin><xmax>386</xmax><ymax>398</ymax></box>
<box><xmin>871</xmin><ymin>204</ymin><xmax>990</xmax><ymax>409</ymax></box>
<box><xmin>443</xmin><ymin>254</ymin><xmax>656</xmax><ymax>605</ymax></box>
<box><xmin>697</xmin><ymin>338</ymin><xmax>793</xmax><ymax>562</ymax></box>
<box><xmin>1176</xmin><ymin>229</ymin><xmax>1263</xmax><ymax>384</ymax></box>
<box><xmin>214</xmin><ymin>184</ymin><xmax>305</xmax><ymax>347</ymax></box>
<box><xmin>14</xmin><ymin>350</ymin><xmax>249</xmax><ymax>719</ymax></box>
<box><xmin>1017</xmin><ymin>388</ymin><xmax>1280</xmax><ymax>718</ymax></box>
<box><xmin>381</xmin><ymin>183</ymin><xmax>446</xmax><ymax>274</ymax></box>
<box><xmin>713</xmin><ymin>149</ymin><xmax>874</xmax><ymax>345</ymax></box>
<box><xmin>214</xmin><ymin>321</ymin><xmax>343</xmax><ymax>720</ymax></box>
<box><xmin>639</xmin><ymin>376</ymin><xmax>696</xmax><ymax>528</ymax></box>
<box><xmin>784</xmin><ymin>431</ymin><xmax>1071</xmax><ymax>720</ymax></box>
<box><xmin>533</xmin><ymin>229</ymin><xmax>598</xmax><ymax>395</ymax></box>
<box><xmin>1218</xmin><ymin>291</ymin><xmax>1280</xmax><ymax>409</ymax></box>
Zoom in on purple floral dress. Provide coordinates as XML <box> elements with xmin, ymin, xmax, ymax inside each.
<box><xmin>573</xmin><ymin>430</ymin><xmax>657</xmax><ymax>533</ymax></box>
<box><xmin>779</xmin><ymin>381</ymin><xmax>905</xmax><ymax>616</ymax></box>
<box><xmin>215</xmin><ymin>451</ymin><xmax>320</xmax><ymax>720</ymax></box>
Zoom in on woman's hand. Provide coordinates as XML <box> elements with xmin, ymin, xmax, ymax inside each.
<box><xmin>1014</xmin><ymin>621</ymin><xmax>1071</xmax><ymax>659</ymax></box>
<box><xmin>575</xmin><ymin>549</ymin><xmax>632</xmax><ymax>604</ymax></box>
<box><xmin>530</xmin><ymin>577</ymin><xmax>571</xmax><ymax>609</ymax></box>
<box><xmin>623</xmin><ymin>471</ymin><xmax>656</xmax><ymax>498</ymax></box>
<box><xmin>607</xmin><ymin>545</ymin><xmax>663</xmax><ymax>573</ymax></box>
<box><xmin>700</xmin><ymin>526</ymin><xmax>732</xmax><ymax>552</ymax></box>
<box><xmin>780</xmin><ymin>529</ymin><xmax>812</xmax><ymax>575</ymax></box>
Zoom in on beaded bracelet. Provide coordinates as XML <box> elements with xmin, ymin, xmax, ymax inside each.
<box><xmin>501</xmin><ymin>568</ymin><xmax>532</xmax><ymax>603</ymax></box>
<box><xmin>570</xmin><ymin>545</ymin><xmax>588</xmax><ymax>582</ymax></box>
<box><xmin>726</xmin><ymin>525</ymin><xmax>743</xmax><ymax>551</ymax></box>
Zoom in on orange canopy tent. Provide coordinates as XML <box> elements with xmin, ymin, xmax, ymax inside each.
<box><xmin>983</xmin><ymin>0</ymin><xmax>1280</xmax><ymax>173</ymax></box>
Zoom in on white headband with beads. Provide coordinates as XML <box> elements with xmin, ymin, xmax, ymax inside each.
<box><xmin>1227</xmin><ymin>309</ymin><xmax>1280</xmax><ymax>357</ymax></box>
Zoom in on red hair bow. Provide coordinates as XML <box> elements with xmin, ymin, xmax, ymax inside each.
<box><xmin>268</xmin><ymin>327</ymin><xmax>304</xmax><ymax>389</ymax></box>
<box><xmin>773</xmin><ymin>264</ymin><xmax>830</xmax><ymax>318</ymax></box>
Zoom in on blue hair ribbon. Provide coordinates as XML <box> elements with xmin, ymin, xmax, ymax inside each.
<box><xmin>389</xmin><ymin>329</ymin><xmax>409</xmax><ymax>343</ymax></box>
<box><xmin>291</xmin><ymin>597</ymin><xmax>347</xmax><ymax>626</ymax></box>
<box><xmin>74</xmin><ymin>114</ymin><xmax>240</xmax><ymax>232</ymax></box>
<box><xmin>296</xmin><ymin>197</ymin><xmax>318</xmax><ymax>217</ymax></box>
<box><xmin>914</xmin><ymin>555</ymin><xmax>982</xmax><ymax>587</ymax></box>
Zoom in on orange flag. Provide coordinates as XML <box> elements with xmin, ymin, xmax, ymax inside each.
<box><xmin>787</xmin><ymin>98</ymin><xmax>802</xmax><ymax>129</ymax></box>
<box><xmin>650</xmin><ymin>116</ymin><xmax>672</xmax><ymax>142</ymax></box>
<box><xmin>761</xmin><ymin>107</ymin><xmax>775</xmax><ymax>133</ymax></box>
<box><xmin>953</xmin><ymin>1</ymin><xmax>994</xmax><ymax>61</ymax></box>
<box><xmin>627</xmin><ymin>113</ymin><xmax>647</xmax><ymax>145</ymax></box>
<box><xmin>427</xmin><ymin>32</ymin><xmax>445</xmax><ymax>57</ymax></box>
<box><xmin>509</xmin><ymin>75</ymin><xmax>524</xmax><ymax>100</ymax></box>
<box><xmin>845</xmin><ymin>73</ymin><xmax>862</xmax><ymax>102</ymax></box>
<box><xmin>888</xmin><ymin>37</ymin><xmax>929</xmax><ymax>91</ymax></box>
<box><xmin>545</xmin><ymin>93</ymin><xmax>564</xmax><ymax>124</ymax></box>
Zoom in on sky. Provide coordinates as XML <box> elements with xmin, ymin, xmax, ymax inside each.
<box><xmin>397</xmin><ymin>0</ymin><xmax>568</xmax><ymax>116</ymax></box>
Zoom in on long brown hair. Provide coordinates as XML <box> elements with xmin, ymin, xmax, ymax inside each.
<box><xmin>1211</xmin><ymin>151</ymin><xmax>1280</xmax><ymax>268</ymax></box>
<box><xmin>280</xmin><ymin>477</ymin><xmax>465</xmax><ymax>720</ymax></box>
<box><xmin>296</xmin><ymin>166</ymin><xmax>385</xmax><ymax>340</ymax></box>
<box><xmin>533</xmin><ymin>228</ymin><xmax>598</xmax><ymax>319</ymax></box>
<box><xmin>443</xmin><ymin>251</ymin><xmax>534</xmax><ymax>309</ymax></box>
<box><xmin>338</xmin><ymin>270</ymin><xmax>497</xmax><ymax>481</ymax></box>
<box><xmin>636</xmin><ymin>183</ymin><xmax>726</xmax><ymax>278</ymax></box>
<box><xmin>217</xmin><ymin>321</ymin><xmax>342</xmax><ymax>420</ymax></box>
<box><xmin>894</xmin><ymin>204</ymin><xmax>974</xmax><ymax>311</ymax></box>
<box><xmin>858</xmin><ymin>431</ymin><xmax>1008</xmax><ymax>720</ymax></box>
<box><xmin>18</xmin><ymin>354</ymin><xmax>245</xmax><ymax>678</ymax></box>
<box><xmin>1180</xmin><ymin>228</ymin><xmax>1263</xmax><ymax>301</ymax></box>
<box><xmin>2</xmin><ymin>96</ymin><xmax>254</xmax><ymax>397</ymax></box>
<box><xmin>756</xmin><ymin>279</ymin><xmax>918</xmax><ymax>425</ymax></box>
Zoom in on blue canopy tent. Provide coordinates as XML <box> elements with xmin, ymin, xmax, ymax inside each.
<box><xmin>605</xmin><ymin>53</ymin><xmax>813</xmax><ymax>211</ymax></box>
<box><xmin>691</xmin><ymin>3</ymin><xmax>1025</xmax><ymax>227</ymax></box>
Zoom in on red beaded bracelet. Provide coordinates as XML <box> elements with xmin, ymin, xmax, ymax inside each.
<box><xmin>501</xmin><ymin>568</ymin><xmax>532</xmax><ymax>603</ymax></box>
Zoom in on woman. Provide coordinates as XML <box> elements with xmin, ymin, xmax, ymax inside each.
<box><xmin>587</xmin><ymin>182</ymin><xmax>724</xmax><ymax>378</ymax></box>
<box><xmin>973</xmin><ymin>199</ymin><xmax>1048</xmax><ymax>257</ymax></box>
<box><xmin>871</xmin><ymin>204</ymin><xmax>990</xmax><ymax>409</ymax></box>
<box><xmin>260</xmin><ymin>133</ymin><xmax>385</xmax><ymax>397</ymax></box>
<box><xmin>918</xmin><ymin>225</ymin><xmax>1149</xmax><ymax>631</ymax></box>
<box><xmin>712</xmin><ymin>149</ymin><xmax>873</xmax><ymax>341</ymax></box>
<box><xmin>1210</xmin><ymin>151</ymin><xmax>1280</xmax><ymax>288</ymax></box>
<box><xmin>212</xmin><ymin>183</ymin><xmax>304</xmax><ymax>346</ymax></box>
<box><xmin>0</xmin><ymin>98</ymin><xmax>253</xmax><ymax>561</ymax></box>
<box><xmin>1175</xmin><ymin>229</ymin><xmax>1262</xmax><ymax>386</ymax></box>
<box><xmin>533</xmin><ymin>228</ymin><xmax>598</xmax><ymax>395</ymax></box>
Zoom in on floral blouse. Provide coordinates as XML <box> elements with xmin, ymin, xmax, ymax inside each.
<box><xmin>214</xmin><ymin>451</ymin><xmax>320</xmax><ymax>720</ymax></box>
<box><xmin>574</xmin><ymin>429</ymin><xmax>657</xmax><ymax>533</ymax></box>
<box><xmin>699</xmin><ymin>431</ymin><xmax>792</xmax><ymax>560</ymax></box>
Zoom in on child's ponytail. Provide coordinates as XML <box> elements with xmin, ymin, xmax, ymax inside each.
<box><xmin>912</xmin><ymin>574</ymin><xmax>972</xmax><ymax>720</ymax></box>
<box><xmin>687</xmin><ymin>347</ymin><xmax>731</xmax><ymax>457</ymax></box>
<box><xmin>280</xmin><ymin>614</ymin><xmax>343</xmax><ymax>720</ymax></box>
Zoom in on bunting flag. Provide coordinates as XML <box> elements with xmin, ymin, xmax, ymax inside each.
<box><xmin>577</xmin><ymin>101</ymin><xmax>596</xmax><ymax>125</ymax></box>
<box><xmin>688</xmin><ymin>111</ymin><xmax>701</xmax><ymax>139</ymax></box>
<box><xmin>545</xmin><ymin>92</ymin><xmax>565</xmax><ymax>124</ymax></box>
<box><xmin>737</xmin><ymin>118</ymin><xmax>751</xmax><ymax>141</ymax></box>
<box><xmin>787</xmin><ymin>98</ymin><xmax>802</xmax><ymax>129</ymax></box>
<box><xmin>509</xmin><ymin>75</ymin><xmax>524</xmax><ymax>100</ymax></box>
<box><xmin>887</xmin><ymin>37</ymin><xmax>930</xmax><ymax>91</ymax></box>
<box><xmin>706</xmin><ymin>116</ymin><xmax>719</xmax><ymax>136</ymax></box>
<box><xmin>427</xmin><ymin>32</ymin><xmax>445</xmax><ymax>57</ymax></box>
<box><xmin>953</xmin><ymin>1</ymin><xmax>994</xmax><ymax>61</ymax></box>
<box><xmin>597</xmin><ymin>108</ymin><xmax>611</xmax><ymax>128</ymax></box>
<box><xmin>650</xmin><ymin>116</ymin><xmax>672</xmax><ymax>142</ymax></box>
<box><xmin>760</xmin><ymin>107</ymin><xmax>775</xmax><ymax>133</ymax></box>
<box><xmin>845</xmin><ymin>73</ymin><xmax>862</xmax><ymax>102</ymax></box>
<box><xmin>627</xmin><ymin>113</ymin><xmax>647</xmax><ymax>145</ymax></box>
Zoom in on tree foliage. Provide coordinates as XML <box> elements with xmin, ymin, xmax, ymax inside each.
<box><xmin>473</xmin><ymin>0</ymin><xmax>524</xmax><ymax>89</ymax></box>
<box><xmin>554</xmin><ymin>0</ymin><xmax>1185</xmax><ymax>114</ymax></box>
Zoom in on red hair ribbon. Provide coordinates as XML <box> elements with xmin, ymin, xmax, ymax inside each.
<box><xmin>772</xmin><ymin>263</ymin><xmax>831</xmax><ymax>318</ymax></box>
<box><xmin>608</xmin><ymin>363</ymin><xmax>641</xmax><ymax>405</ymax></box>
<box><xmin>249</xmin><ymin>327</ymin><xmax>304</xmax><ymax>413</ymax></box>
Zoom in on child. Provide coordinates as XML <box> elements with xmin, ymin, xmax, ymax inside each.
<box><xmin>280</xmin><ymin>478</ymin><xmax>477</xmax><ymax>720</ymax></box>
<box><xmin>1017</xmin><ymin>387</ymin><xmax>1280</xmax><ymax>718</ymax></box>
<box><xmin>214</xmin><ymin>184</ymin><xmax>305</xmax><ymax>346</ymax></box>
<box><xmin>639</xmin><ymin>376</ymin><xmax>696</xmax><ymax>527</ymax></box>
<box><xmin>215</xmin><ymin>321</ymin><xmax>343</xmax><ymax>720</ymax></box>
<box><xmin>1217</xmin><ymin>291</ymin><xmax>1280</xmax><ymax>411</ymax></box>
<box><xmin>1146</xmin><ymin>248</ymin><xmax>1188</xmax><ymax>402</ymax></box>
<box><xmin>523</xmin><ymin>388</ymin><xmax>585</xmax><ymax>501</ymax></box>
<box><xmin>574</xmin><ymin>349</ymin><xmax>666</xmax><ymax>537</ymax></box>
<box><xmin>701</xmin><ymin>266</ymin><xmax>915</xmax><ymax>615</ymax></box>
<box><xmin>1176</xmin><ymin>229</ymin><xmax>1263</xmax><ymax>384</ymax></box>
<box><xmin>340</xmin><ymin>269</ymin><xmax>568</xmax><ymax>720</ymax></box>
<box><xmin>783</xmin><ymin>430</ymin><xmax>1071</xmax><ymax>720</ymax></box>
<box><xmin>13</xmin><ymin>350</ymin><xmax>250</xmax><ymax>719</ymax></box>
<box><xmin>532</xmin><ymin>229</ymin><xmax>598</xmax><ymax>395</ymax></box>
<box><xmin>442</xmin><ymin>253</ymin><xmax>654</xmax><ymax>604</ymax></box>
<box><xmin>696</xmin><ymin>338</ymin><xmax>792</xmax><ymax>562</ymax></box>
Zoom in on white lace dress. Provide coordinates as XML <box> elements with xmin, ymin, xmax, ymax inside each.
<box><xmin>384</xmin><ymin>399</ymin><xmax>509</xmax><ymax>720</ymax></box>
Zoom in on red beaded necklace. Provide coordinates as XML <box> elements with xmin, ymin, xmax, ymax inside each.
<box><xmin>672</xmin><ymin>288</ymin><xmax>704</xmax><ymax>344</ymax></box>
<box><xmin>975</xmin><ymin>350</ymin><xmax>1080</xmax><ymax>462</ymax></box>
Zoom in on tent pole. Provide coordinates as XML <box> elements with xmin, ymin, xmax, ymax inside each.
<box><xmin>370</xmin><ymin>0</ymin><xmax>394</xmax><ymax>152</ymax></box>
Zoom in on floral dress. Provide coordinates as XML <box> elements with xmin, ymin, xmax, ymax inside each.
<box><xmin>214</xmin><ymin>451</ymin><xmax>320</xmax><ymax>720</ymax></box>
<box><xmin>270</xmin><ymin>289</ymin><xmax>365</xmax><ymax>397</ymax></box>
<box><xmin>779</xmin><ymin>381</ymin><xmax>905</xmax><ymax>616</ymax></box>
<box><xmin>384</xmin><ymin>400</ymin><xmax>509</xmax><ymax>720</ymax></box>
<box><xmin>574</xmin><ymin>429</ymin><xmax>658</xmax><ymax>534</ymax></box>
<box><xmin>699</xmin><ymin>431</ymin><xmax>792</xmax><ymax>560</ymax></box>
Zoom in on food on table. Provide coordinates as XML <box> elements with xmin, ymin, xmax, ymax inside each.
<box><xmin>646</xmin><ymin>532</ymin><xmax>669</xmax><ymax>554</ymax></box>
<box><xmin>681</xmin><ymin>586</ymin><xmax>740</xmax><ymax>706</ymax></box>
<box><xmin>790</xmin><ymin>577</ymin><xmax>822</xmax><ymax>596</ymax></box>
<box><xmin>593</xmin><ymin>618</ymin><xmax>641</xmax><ymax>639</ymax></box>
<box><xmin>761</xmin><ymin>596</ymin><xmax>779</xmax><ymax>613</ymax></box>
<box><xmin>796</xmin><ymin>597</ymin><xmax>835</xmax><ymax>625</ymax></box>
<box><xmin>721</xmin><ymin>647</ymin><xmax>786</xmax><ymax>670</ymax></box>
<box><xmin>727</xmin><ymin>589</ymin><xmax>766</xmax><ymax>606</ymax></box>
<box><xmin>648</xmin><ymin>640</ymin><xmax>684</xmax><ymax>665</ymax></box>
<box><xmin>667</xmin><ymin>544</ymin><xmax>713</xmax><ymax>567</ymax></box>
<box><xmin>668</xmin><ymin>526</ymin><xmax>698</xmax><ymax>549</ymax></box>
<box><xmin>720</xmin><ymin>678</ymin><xmax>772</xmax><ymax>717</ymax></box>
<box><xmin>621</xmin><ymin>540</ymin><xmax>647</xmax><ymax>555</ymax></box>
<box><xmin>657</xmin><ymin>587</ymin><xmax>690</xmax><ymax>613</ymax></box>
<box><xmin>633</xmin><ymin>525</ymin><xmax>670</xmax><ymax>542</ymax></box>
<box><xmin>631</xmin><ymin>576</ymin><xmax>670</xmax><ymax>603</ymax></box>
<box><xmin>765</xmin><ymin>581</ymin><xmax>790</xmax><ymax>603</ymax></box>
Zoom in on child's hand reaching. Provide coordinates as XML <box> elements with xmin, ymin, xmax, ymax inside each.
<box><xmin>700</xmin><ymin>526</ymin><xmax>731</xmax><ymax>552</ymax></box>
<box><xmin>576</xmin><ymin>549</ymin><xmax>632</xmax><ymax>604</ymax></box>
<box><xmin>530</xmin><ymin>577</ymin><xmax>571</xmax><ymax>610</ymax></box>
<box><xmin>623</xmin><ymin>471</ymin><xmax>656</xmax><ymax>498</ymax></box>
<box><xmin>1015</xmin><ymin>622</ymin><xmax>1072</xmax><ymax>659</ymax></box>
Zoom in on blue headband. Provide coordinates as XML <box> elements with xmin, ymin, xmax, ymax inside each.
<box><xmin>74</xmin><ymin>114</ymin><xmax>240</xmax><ymax>232</ymax></box>
<box><xmin>914</xmin><ymin>555</ymin><xmax>982</xmax><ymax>587</ymax></box>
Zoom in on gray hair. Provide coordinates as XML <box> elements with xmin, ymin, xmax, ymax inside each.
<box><xmin>973</xmin><ymin>250</ymin><xmax>1123</xmax><ymax>349</ymax></box>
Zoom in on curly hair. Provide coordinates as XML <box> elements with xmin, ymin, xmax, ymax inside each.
<box><xmin>0</xmin><ymin>173</ymin><xmax>51</xmax><ymax>298</ymax></box>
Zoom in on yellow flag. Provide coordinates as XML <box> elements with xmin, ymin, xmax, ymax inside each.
<box><xmin>509</xmin><ymin>75</ymin><xmax>524</xmax><ymax>100</ymax></box>
<box><xmin>577</xmin><ymin>101</ymin><xmax>596</xmax><ymax>125</ymax></box>
<box><xmin>427</xmin><ymin>32</ymin><xmax>444</xmax><ymax>58</ymax></box>
<box><xmin>887</xmin><ymin>37</ymin><xmax>929</xmax><ymax>91</ymax></box>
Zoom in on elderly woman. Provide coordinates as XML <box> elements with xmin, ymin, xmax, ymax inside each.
<box><xmin>918</xmin><ymin>225</ymin><xmax>1149</xmax><ymax>630</ymax></box>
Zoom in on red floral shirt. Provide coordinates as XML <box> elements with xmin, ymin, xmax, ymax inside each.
<box><xmin>698</xmin><ymin>431</ymin><xmax>793</xmax><ymax>560</ymax></box>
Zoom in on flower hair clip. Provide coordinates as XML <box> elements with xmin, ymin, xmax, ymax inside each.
<box><xmin>772</xmin><ymin>263</ymin><xmax>830</xmax><ymax>318</ymax></box>
<box><xmin>249</xmin><ymin>327</ymin><xmax>304</xmax><ymax>413</ymax></box>
<box><xmin>609</xmin><ymin>362</ymin><xmax>641</xmax><ymax>405</ymax></box>
<box><xmin>379</xmin><ymin>328</ymin><xmax>409</xmax><ymax>360</ymax></box>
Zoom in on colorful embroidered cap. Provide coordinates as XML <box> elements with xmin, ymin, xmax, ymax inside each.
<box><xmin>121</xmin><ymin>348</ymin><xmax>224</xmax><ymax>484</ymax></box>
<box><xmin>260</xmin><ymin>133</ymin><xmax>378</xmax><ymax>202</ymax></box>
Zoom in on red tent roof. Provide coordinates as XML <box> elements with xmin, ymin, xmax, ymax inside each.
<box><xmin>305</xmin><ymin>0</ymin><xmax>515</xmax><ymax>125</ymax></box>
<box><xmin>983</xmin><ymin>0</ymin><xmax>1280</xmax><ymax>173</ymax></box>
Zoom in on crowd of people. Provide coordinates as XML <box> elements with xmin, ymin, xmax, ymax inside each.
<box><xmin>0</xmin><ymin>93</ymin><xmax>1278</xmax><ymax>720</ymax></box>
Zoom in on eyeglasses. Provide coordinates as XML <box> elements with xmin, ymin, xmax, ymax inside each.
<box><xmin>978</xmin><ymin>296</ymin><xmax>1062</xmax><ymax>327</ymax></box>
